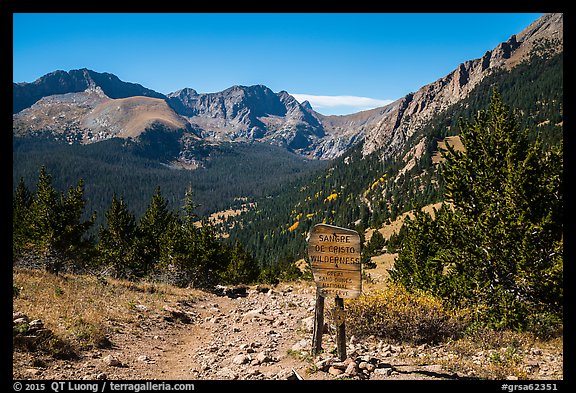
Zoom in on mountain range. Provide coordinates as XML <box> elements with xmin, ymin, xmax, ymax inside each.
<box><xmin>13</xmin><ymin>13</ymin><xmax>563</xmax><ymax>164</ymax></box>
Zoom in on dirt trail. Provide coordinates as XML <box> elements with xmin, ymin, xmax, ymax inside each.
<box><xmin>13</xmin><ymin>279</ymin><xmax>563</xmax><ymax>381</ymax></box>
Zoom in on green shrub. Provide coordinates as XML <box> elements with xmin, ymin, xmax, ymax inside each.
<box><xmin>526</xmin><ymin>312</ymin><xmax>563</xmax><ymax>339</ymax></box>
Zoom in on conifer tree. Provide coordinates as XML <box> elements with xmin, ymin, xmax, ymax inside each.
<box><xmin>223</xmin><ymin>240</ymin><xmax>260</xmax><ymax>285</ymax></box>
<box><xmin>136</xmin><ymin>187</ymin><xmax>175</xmax><ymax>276</ymax></box>
<box><xmin>56</xmin><ymin>179</ymin><xmax>96</xmax><ymax>266</ymax></box>
<box><xmin>158</xmin><ymin>185</ymin><xmax>201</xmax><ymax>286</ymax></box>
<box><xmin>13</xmin><ymin>177</ymin><xmax>33</xmax><ymax>257</ymax></box>
<box><xmin>97</xmin><ymin>194</ymin><xmax>138</xmax><ymax>278</ymax></box>
<box><xmin>22</xmin><ymin>166</ymin><xmax>95</xmax><ymax>273</ymax></box>
<box><xmin>29</xmin><ymin>166</ymin><xmax>59</xmax><ymax>256</ymax></box>
<box><xmin>391</xmin><ymin>91</ymin><xmax>563</xmax><ymax>332</ymax></box>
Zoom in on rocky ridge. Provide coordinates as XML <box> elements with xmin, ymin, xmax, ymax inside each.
<box><xmin>358</xmin><ymin>13</ymin><xmax>563</xmax><ymax>159</ymax></box>
<box><xmin>13</xmin><ymin>68</ymin><xmax>165</xmax><ymax>114</ymax></box>
<box><xmin>166</xmin><ymin>85</ymin><xmax>326</xmax><ymax>154</ymax></box>
<box><xmin>12</xmin><ymin>14</ymin><xmax>562</xmax><ymax>162</ymax></box>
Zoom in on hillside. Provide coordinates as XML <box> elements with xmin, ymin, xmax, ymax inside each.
<box><xmin>13</xmin><ymin>137</ymin><xmax>328</xmax><ymax>226</ymax></box>
<box><xmin>360</xmin><ymin>13</ymin><xmax>563</xmax><ymax>160</ymax></box>
<box><xmin>13</xmin><ymin>68</ymin><xmax>165</xmax><ymax>114</ymax></box>
<box><xmin>225</xmin><ymin>13</ymin><xmax>563</xmax><ymax>266</ymax></box>
<box><xmin>13</xmin><ymin>87</ymin><xmax>191</xmax><ymax>143</ymax></box>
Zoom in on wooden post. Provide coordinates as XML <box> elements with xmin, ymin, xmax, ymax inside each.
<box><xmin>312</xmin><ymin>289</ymin><xmax>325</xmax><ymax>356</ymax></box>
<box><xmin>335</xmin><ymin>296</ymin><xmax>346</xmax><ymax>361</ymax></box>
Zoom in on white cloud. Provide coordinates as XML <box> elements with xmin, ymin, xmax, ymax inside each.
<box><xmin>291</xmin><ymin>93</ymin><xmax>394</xmax><ymax>115</ymax></box>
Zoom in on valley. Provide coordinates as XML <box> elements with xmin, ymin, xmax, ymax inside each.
<box><xmin>12</xmin><ymin>13</ymin><xmax>564</xmax><ymax>383</ymax></box>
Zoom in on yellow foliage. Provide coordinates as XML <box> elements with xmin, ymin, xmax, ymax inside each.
<box><xmin>324</xmin><ymin>193</ymin><xmax>338</xmax><ymax>202</ymax></box>
<box><xmin>306</xmin><ymin>212</ymin><xmax>316</xmax><ymax>219</ymax></box>
<box><xmin>345</xmin><ymin>284</ymin><xmax>467</xmax><ymax>344</ymax></box>
<box><xmin>288</xmin><ymin>221</ymin><xmax>299</xmax><ymax>232</ymax></box>
<box><xmin>370</xmin><ymin>175</ymin><xmax>387</xmax><ymax>190</ymax></box>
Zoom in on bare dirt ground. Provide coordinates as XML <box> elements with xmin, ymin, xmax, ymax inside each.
<box><xmin>13</xmin><ymin>270</ymin><xmax>563</xmax><ymax>382</ymax></box>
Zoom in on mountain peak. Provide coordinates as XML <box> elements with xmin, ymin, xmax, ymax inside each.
<box><xmin>13</xmin><ymin>68</ymin><xmax>165</xmax><ymax>113</ymax></box>
<box><xmin>167</xmin><ymin>87</ymin><xmax>198</xmax><ymax>98</ymax></box>
<box><xmin>300</xmin><ymin>100</ymin><xmax>314</xmax><ymax>111</ymax></box>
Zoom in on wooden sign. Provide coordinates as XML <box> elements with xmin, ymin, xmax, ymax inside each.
<box><xmin>308</xmin><ymin>223</ymin><xmax>362</xmax><ymax>299</ymax></box>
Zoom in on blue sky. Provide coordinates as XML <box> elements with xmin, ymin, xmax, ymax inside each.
<box><xmin>13</xmin><ymin>13</ymin><xmax>542</xmax><ymax>115</ymax></box>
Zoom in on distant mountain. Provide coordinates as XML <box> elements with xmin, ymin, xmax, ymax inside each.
<box><xmin>12</xmin><ymin>13</ymin><xmax>563</xmax><ymax>166</ymax></box>
<box><xmin>13</xmin><ymin>73</ymin><xmax>343</xmax><ymax>160</ymax></box>
<box><xmin>166</xmin><ymin>84</ymin><xmax>326</xmax><ymax>153</ymax></box>
<box><xmin>12</xmin><ymin>85</ymin><xmax>192</xmax><ymax>147</ymax></box>
<box><xmin>13</xmin><ymin>68</ymin><xmax>165</xmax><ymax>114</ymax></box>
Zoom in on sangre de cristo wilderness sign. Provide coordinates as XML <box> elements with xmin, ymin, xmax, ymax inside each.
<box><xmin>307</xmin><ymin>223</ymin><xmax>362</xmax><ymax>299</ymax></box>
<box><xmin>307</xmin><ymin>223</ymin><xmax>362</xmax><ymax>360</ymax></box>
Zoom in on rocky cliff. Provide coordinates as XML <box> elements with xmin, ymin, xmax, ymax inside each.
<box><xmin>166</xmin><ymin>85</ymin><xmax>326</xmax><ymax>153</ymax></box>
<box><xmin>359</xmin><ymin>13</ymin><xmax>563</xmax><ymax>159</ymax></box>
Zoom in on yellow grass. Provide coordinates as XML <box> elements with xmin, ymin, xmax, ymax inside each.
<box><xmin>365</xmin><ymin>202</ymin><xmax>444</xmax><ymax>242</ymax></box>
<box><xmin>432</xmin><ymin>135</ymin><xmax>465</xmax><ymax>164</ymax></box>
<box><xmin>85</xmin><ymin>96</ymin><xmax>189</xmax><ymax>138</ymax></box>
<box><xmin>13</xmin><ymin>268</ymin><xmax>201</xmax><ymax>349</ymax></box>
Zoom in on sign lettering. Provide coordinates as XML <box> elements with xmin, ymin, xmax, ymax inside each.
<box><xmin>308</xmin><ymin>224</ymin><xmax>362</xmax><ymax>299</ymax></box>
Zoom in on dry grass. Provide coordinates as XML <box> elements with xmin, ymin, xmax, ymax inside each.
<box><xmin>439</xmin><ymin>329</ymin><xmax>563</xmax><ymax>379</ymax></box>
<box><xmin>431</xmin><ymin>135</ymin><xmax>465</xmax><ymax>164</ymax></box>
<box><xmin>344</xmin><ymin>282</ymin><xmax>563</xmax><ymax>379</ymax></box>
<box><xmin>85</xmin><ymin>96</ymin><xmax>188</xmax><ymax>138</ymax></box>
<box><xmin>13</xmin><ymin>268</ymin><xmax>202</xmax><ymax>352</ymax></box>
<box><xmin>365</xmin><ymin>202</ymin><xmax>444</xmax><ymax>242</ymax></box>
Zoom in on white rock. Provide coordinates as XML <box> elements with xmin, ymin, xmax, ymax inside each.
<box><xmin>216</xmin><ymin>367</ymin><xmax>238</xmax><ymax>379</ymax></box>
<box><xmin>300</xmin><ymin>316</ymin><xmax>315</xmax><ymax>332</ymax></box>
<box><xmin>345</xmin><ymin>361</ymin><xmax>358</xmax><ymax>376</ymax></box>
<box><xmin>232</xmin><ymin>354</ymin><xmax>249</xmax><ymax>365</ymax></box>
<box><xmin>137</xmin><ymin>355</ymin><xmax>155</xmax><ymax>364</ymax></box>
<box><xmin>103</xmin><ymin>355</ymin><xmax>121</xmax><ymax>367</ymax></box>
<box><xmin>374</xmin><ymin>367</ymin><xmax>393</xmax><ymax>376</ymax></box>
<box><xmin>291</xmin><ymin>338</ymin><xmax>309</xmax><ymax>352</ymax></box>
<box><xmin>328</xmin><ymin>366</ymin><xmax>344</xmax><ymax>376</ymax></box>
<box><xmin>13</xmin><ymin>312</ymin><xmax>29</xmax><ymax>322</ymax></box>
<box><xmin>255</xmin><ymin>351</ymin><xmax>272</xmax><ymax>364</ymax></box>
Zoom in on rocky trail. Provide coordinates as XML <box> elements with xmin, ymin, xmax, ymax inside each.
<box><xmin>13</xmin><ymin>280</ymin><xmax>563</xmax><ymax>381</ymax></box>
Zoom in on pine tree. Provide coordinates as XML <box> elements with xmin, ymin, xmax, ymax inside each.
<box><xmin>366</xmin><ymin>230</ymin><xmax>386</xmax><ymax>256</ymax></box>
<box><xmin>158</xmin><ymin>186</ymin><xmax>201</xmax><ymax>287</ymax></box>
<box><xmin>195</xmin><ymin>222</ymin><xmax>230</xmax><ymax>287</ymax></box>
<box><xmin>222</xmin><ymin>240</ymin><xmax>260</xmax><ymax>285</ymax></box>
<box><xmin>13</xmin><ymin>178</ymin><xmax>33</xmax><ymax>257</ymax></box>
<box><xmin>97</xmin><ymin>194</ymin><xmax>138</xmax><ymax>278</ymax></box>
<box><xmin>29</xmin><ymin>166</ymin><xmax>59</xmax><ymax>257</ymax></box>
<box><xmin>56</xmin><ymin>178</ymin><xmax>96</xmax><ymax>267</ymax></box>
<box><xmin>24</xmin><ymin>166</ymin><xmax>95</xmax><ymax>273</ymax></box>
<box><xmin>136</xmin><ymin>187</ymin><xmax>175</xmax><ymax>277</ymax></box>
<box><xmin>392</xmin><ymin>91</ymin><xmax>563</xmax><ymax>332</ymax></box>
